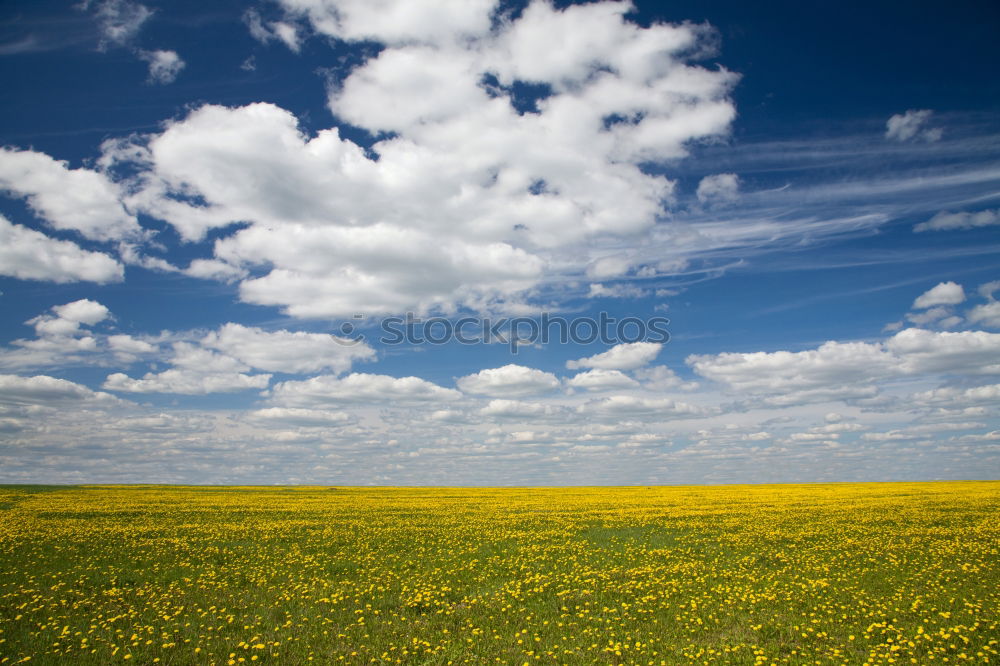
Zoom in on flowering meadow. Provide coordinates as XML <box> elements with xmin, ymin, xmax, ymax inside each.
<box><xmin>0</xmin><ymin>482</ymin><xmax>997</xmax><ymax>665</ymax></box>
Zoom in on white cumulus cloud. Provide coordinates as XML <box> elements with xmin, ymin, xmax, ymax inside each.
<box><xmin>579</xmin><ymin>394</ymin><xmax>709</xmax><ymax>418</ymax></box>
<box><xmin>457</xmin><ymin>364</ymin><xmax>560</xmax><ymax>397</ymax></box>
<box><xmin>246</xmin><ymin>10</ymin><xmax>302</xmax><ymax>52</ymax></box>
<box><xmin>103</xmin><ymin>342</ymin><xmax>271</xmax><ymax>394</ymax></box>
<box><xmin>270</xmin><ymin>373</ymin><xmax>461</xmax><ymax>406</ymax></box>
<box><xmin>0</xmin><ymin>216</ymin><xmax>123</xmax><ymax>283</ymax></box>
<box><xmin>967</xmin><ymin>301</ymin><xmax>1000</xmax><ymax>328</ymax></box>
<box><xmin>107</xmin><ymin>334</ymin><xmax>157</xmax><ymax>355</ymax></box>
<box><xmin>138</xmin><ymin>49</ymin><xmax>185</xmax><ymax>84</ymax></box>
<box><xmin>480</xmin><ymin>399</ymin><xmax>563</xmax><ymax>418</ymax></box>
<box><xmin>52</xmin><ymin>299</ymin><xmax>111</xmax><ymax>326</ymax></box>
<box><xmin>913</xmin><ymin>281</ymin><xmax>965</xmax><ymax>309</ymax></box>
<box><xmin>103</xmin><ymin>369</ymin><xmax>271</xmax><ymax>394</ymax></box>
<box><xmin>885</xmin><ymin>109</ymin><xmax>942</xmax><ymax>142</ymax></box>
<box><xmin>566</xmin><ymin>368</ymin><xmax>639</xmax><ymax>391</ymax></box>
<box><xmin>0</xmin><ymin>148</ymin><xmax>140</xmax><ymax>241</ymax></box>
<box><xmin>911</xmin><ymin>383</ymin><xmax>1000</xmax><ymax>408</ymax></box>
<box><xmin>201</xmin><ymin>323</ymin><xmax>375</xmax><ymax>374</ymax></box>
<box><xmin>0</xmin><ymin>373</ymin><xmax>121</xmax><ymax>406</ymax></box>
<box><xmin>689</xmin><ymin>328</ymin><xmax>1000</xmax><ymax>404</ymax></box>
<box><xmin>696</xmin><ymin>173</ymin><xmax>739</xmax><ymax>204</ymax></box>
<box><xmin>274</xmin><ymin>0</ymin><xmax>495</xmax><ymax>47</ymax></box>
<box><xmin>99</xmin><ymin>1</ymin><xmax>737</xmax><ymax>317</ymax></box>
<box><xmin>914</xmin><ymin>209</ymin><xmax>1000</xmax><ymax>232</ymax></box>
<box><xmin>82</xmin><ymin>0</ymin><xmax>153</xmax><ymax>49</ymax></box>
<box><xmin>248</xmin><ymin>407</ymin><xmax>354</xmax><ymax>427</ymax></box>
<box><xmin>566</xmin><ymin>342</ymin><xmax>662</xmax><ymax>370</ymax></box>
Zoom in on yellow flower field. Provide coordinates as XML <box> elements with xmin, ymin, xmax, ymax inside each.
<box><xmin>0</xmin><ymin>482</ymin><xmax>997</xmax><ymax>665</ymax></box>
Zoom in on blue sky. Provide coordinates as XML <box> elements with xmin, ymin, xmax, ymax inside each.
<box><xmin>1</xmin><ymin>0</ymin><xmax>998</xmax><ymax>485</ymax></box>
